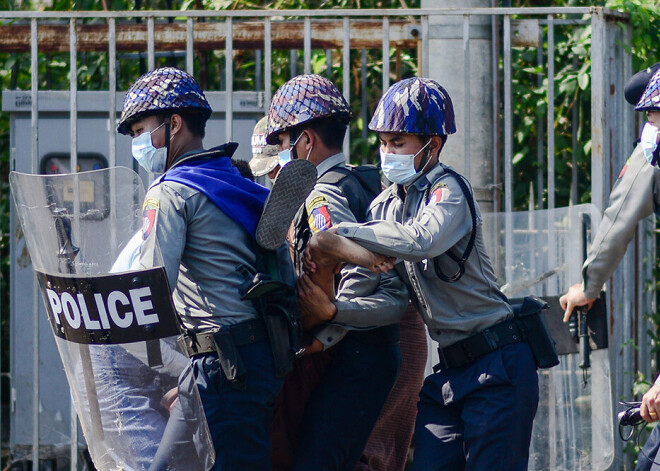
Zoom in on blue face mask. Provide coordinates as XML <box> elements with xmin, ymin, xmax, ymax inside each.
<box><xmin>131</xmin><ymin>122</ymin><xmax>167</xmax><ymax>173</ymax></box>
<box><xmin>640</xmin><ymin>122</ymin><xmax>660</xmax><ymax>166</ymax></box>
<box><xmin>277</xmin><ymin>132</ymin><xmax>304</xmax><ymax>168</ymax></box>
<box><xmin>380</xmin><ymin>140</ymin><xmax>431</xmax><ymax>186</ymax></box>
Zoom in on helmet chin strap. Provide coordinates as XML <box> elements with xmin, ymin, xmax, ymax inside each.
<box><xmin>164</xmin><ymin>120</ymin><xmax>171</xmax><ymax>169</ymax></box>
<box><xmin>291</xmin><ymin>129</ymin><xmax>302</xmax><ymax>160</ymax></box>
<box><xmin>416</xmin><ymin>139</ymin><xmax>433</xmax><ymax>174</ymax></box>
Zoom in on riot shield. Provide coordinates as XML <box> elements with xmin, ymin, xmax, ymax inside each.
<box><xmin>482</xmin><ymin>204</ymin><xmax>614</xmax><ymax>471</ymax></box>
<box><xmin>9</xmin><ymin>168</ymin><xmax>214</xmax><ymax>471</ymax></box>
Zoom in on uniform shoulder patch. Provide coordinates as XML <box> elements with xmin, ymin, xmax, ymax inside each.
<box><xmin>142</xmin><ymin>209</ymin><xmax>157</xmax><ymax>240</ymax></box>
<box><xmin>142</xmin><ymin>197</ymin><xmax>159</xmax><ymax>240</ymax></box>
<box><xmin>427</xmin><ymin>182</ymin><xmax>450</xmax><ymax>205</ymax></box>
<box><xmin>308</xmin><ymin>206</ymin><xmax>332</xmax><ymax>232</ymax></box>
<box><xmin>618</xmin><ymin>155</ymin><xmax>633</xmax><ymax>179</ymax></box>
<box><xmin>143</xmin><ymin>197</ymin><xmax>160</xmax><ymax>210</ymax></box>
<box><xmin>306</xmin><ymin>195</ymin><xmax>328</xmax><ymax>213</ymax></box>
<box><xmin>306</xmin><ymin>195</ymin><xmax>331</xmax><ymax>233</ymax></box>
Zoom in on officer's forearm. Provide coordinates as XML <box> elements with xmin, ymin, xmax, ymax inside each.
<box><xmin>308</xmin><ymin>231</ymin><xmax>388</xmax><ymax>271</ymax></box>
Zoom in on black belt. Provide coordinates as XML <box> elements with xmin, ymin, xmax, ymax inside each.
<box><xmin>178</xmin><ymin>317</ymin><xmax>268</xmax><ymax>358</ymax></box>
<box><xmin>436</xmin><ymin>317</ymin><xmax>524</xmax><ymax>371</ymax></box>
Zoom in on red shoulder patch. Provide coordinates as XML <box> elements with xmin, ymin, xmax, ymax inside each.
<box><xmin>142</xmin><ymin>209</ymin><xmax>156</xmax><ymax>240</ymax></box>
<box><xmin>427</xmin><ymin>182</ymin><xmax>449</xmax><ymax>205</ymax></box>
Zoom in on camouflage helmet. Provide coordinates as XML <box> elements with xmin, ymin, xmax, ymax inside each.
<box><xmin>369</xmin><ymin>77</ymin><xmax>456</xmax><ymax>136</ymax></box>
<box><xmin>636</xmin><ymin>68</ymin><xmax>660</xmax><ymax>112</ymax></box>
<box><xmin>249</xmin><ymin>116</ymin><xmax>280</xmax><ymax>177</ymax></box>
<box><xmin>266</xmin><ymin>74</ymin><xmax>352</xmax><ymax>145</ymax></box>
<box><xmin>117</xmin><ymin>67</ymin><xmax>212</xmax><ymax>135</ymax></box>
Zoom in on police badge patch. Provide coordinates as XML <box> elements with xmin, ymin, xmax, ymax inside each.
<box><xmin>306</xmin><ymin>195</ymin><xmax>332</xmax><ymax>232</ymax></box>
<box><xmin>142</xmin><ymin>198</ymin><xmax>159</xmax><ymax>240</ymax></box>
<box><xmin>427</xmin><ymin>182</ymin><xmax>449</xmax><ymax>205</ymax></box>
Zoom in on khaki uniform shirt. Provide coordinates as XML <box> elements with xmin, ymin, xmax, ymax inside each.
<box><xmin>336</xmin><ymin>162</ymin><xmax>511</xmax><ymax>348</ymax></box>
<box><xmin>583</xmin><ymin>143</ymin><xmax>660</xmax><ymax>298</ymax></box>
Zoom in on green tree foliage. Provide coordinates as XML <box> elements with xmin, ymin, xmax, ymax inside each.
<box><xmin>508</xmin><ymin>18</ymin><xmax>593</xmax><ymax>209</ymax></box>
<box><xmin>508</xmin><ymin>0</ymin><xmax>659</xmax><ymax>210</ymax></box>
<box><xmin>607</xmin><ymin>0</ymin><xmax>660</xmax><ymax>71</ymax></box>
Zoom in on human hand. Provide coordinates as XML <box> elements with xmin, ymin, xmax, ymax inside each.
<box><xmin>302</xmin><ymin>241</ymin><xmax>344</xmax><ymax>275</ymax></box>
<box><xmin>304</xmin><ymin>339</ymin><xmax>324</xmax><ymax>355</ymax></box>
<box><xmin>368</xmin><ymin>254</ymin><xmax>397</xmax><ymax>274</ymax></box>
<box><xmin>161</xmin><ymin>387</ymin><xmax>179</xmax><ymax>414</ymax></box>
<box><xmin>641</xmin><ymin>383</ymin><xmax>660</xmax><ymax>423</ymax></box>
<box><xmin>559</xmin><ymin>283</ymin><xmax>596</xmax><ymax>323</ymax></box>
<box><xmin>297</xmin><ymin>274</ymin><xmax>337</xmax><ymax>330</ymax></box>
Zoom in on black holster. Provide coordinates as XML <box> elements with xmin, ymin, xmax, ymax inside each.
<box><xmin>261</xmin><ymin>297</ymin><xmax>302</xmax><ymax>377</ymax></box>
<box><xmin>513</xmin><ymin>295</ymin><xmax>560</xmax><ymax>369</ymax></box>
<box><xmin>211</xmin><ymin>330</ymin><xmax>247</xmax><ymax>389</ymax></box>
<box><xmin>177</xmin><ymin>319</ymin><xmax>270</xmax><ymax>391</ymax></box>
<box><xmin>242</xmin><ymin>272</ymin><xmax>302</xmax><ymax>378</ymax></box>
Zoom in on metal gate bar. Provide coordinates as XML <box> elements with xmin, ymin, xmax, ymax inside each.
<box><xmin>2</xmin><ymin>8</ymin><xmax>639</xmax><ymax>470</ymax></box>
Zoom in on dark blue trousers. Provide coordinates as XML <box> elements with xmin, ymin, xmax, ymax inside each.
<box><xmin>636</xmin><ymin>423</ymin><xmax>660</xmax><ymax>471</ymax></box>
<box><xmin>200</xmin><ymin>340</ymin><xmax>284</xmax><ymax>471</ymax></box>
<box><xmin>411</xmin><ymin>341</ymin><xmax>539</xmax><ymax>471</ymax></box>
<box><xmin>291</xmin><ymin>325</ymin><xmax>402</xmax><ymax>471</ymax></box>
<box><xmin>153</xmin><ymin>340</ymin><xmax>283</xmax><ymax>471</ymax></box>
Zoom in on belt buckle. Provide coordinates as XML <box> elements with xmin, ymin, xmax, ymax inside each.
<box><xmin>178</xmin><ymin>332</ymin><xmax>205</xmax><ymax>357</ymax></box>
<box><xmin>177</xmin><ymin>334</ymin><xmax>190</xmax><ymax>356</ymax></box>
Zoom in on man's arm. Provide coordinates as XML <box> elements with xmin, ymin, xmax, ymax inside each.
<box><xmin>139</xmin><ymin>183</ymin><xmax>188</xmax><ymax>291</ymax></box>
<box><xmin>332</xmin><ymin>174</ymin><xmax>473</xmax><ymax>262</ymax></box>
<box><xmin>560</xmin><ymin>146</ymin><xmax>658</xmax><ymax>320</ymax></box>
<box><xmin>300</xmin><ymin>182</ymin><xmax>407</xmax><ymax>349</ymax></box>
<box><xmin>332</xmin><ymin>265</ymin><xmax>409</xmax><ymax>329</ymax></box>
<box><xmin>305</xmin><ymin>230</ymin><xmax>395</xmax><ymax>274</ymax></box>
<box><xmin>581</xmin><ymin>146</ymin><xmax>657</xmax><ymax>298</ymax></box>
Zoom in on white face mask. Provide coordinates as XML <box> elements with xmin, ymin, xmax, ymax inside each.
<box><xmin>132</xmin><ymin>122</ymin><xmax>167</xmax><ymax>173</ymax></box>
<box><xmin>640</xmin><ymin>122</ymin><xmax>660</xmax><ymax>165</ymax></box>
<box><xmin>380</xmin><ymin>140</ymin><xmax>431</xmax><ymax>186</ymax></box>
<box><xmin>277</xmin><ymin>132</ymin><xmax>304</xmax><ymax>168</ymax></box>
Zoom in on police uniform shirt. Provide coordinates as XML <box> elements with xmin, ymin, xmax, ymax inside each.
<box><xmin>335</xmin><ymin>162</ymin><xmax>511</xmax><ymax>349</ymax></box>
<box><xmin>582</xmin><ymin>143</ymin><xmax>660</xmax><ymax>298</ymax></box>
<box><xmin>139</xmin><ymin>153</ymin><xmax>259</xmax><ymax>333</ymax></box>
<box><xmin>296</xmin><ymin>153</ymin><xmax>409</xmax><ymax>348</ymax></box>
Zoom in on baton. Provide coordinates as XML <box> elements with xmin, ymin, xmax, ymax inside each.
<box><xmin>54</xmin><ymin>208</ymin><xmax>104</xmax><ymax>440</ymax></box>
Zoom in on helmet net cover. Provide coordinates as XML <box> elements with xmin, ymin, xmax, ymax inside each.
<box><xmin>369</xmin><ymin>77</ymin><xmax>456</xmax><ymax>136</ymax></box>
<box><xmin>117</xmin><ymin>67</ymin><xmax>212</xmax><ymax>135</ymax></box>
<box><xmin>636</xmin><ymin>68</ymin><xmax>660</xmax><ymax>112</ymax></box>
<box><xmin>266</xmin><ymin>74</ymin><xmax>352</xmax><ymax>144</ymax></box>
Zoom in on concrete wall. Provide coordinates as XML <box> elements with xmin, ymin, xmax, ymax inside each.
<box><xmin>422</xmin><ymin>0</ymin><xmax>496</xmax><ymax>213</ymax></box>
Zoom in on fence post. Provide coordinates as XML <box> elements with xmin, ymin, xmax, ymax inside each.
<box><xmin>590</xmin><ymin>8</ymin><xmax>607</xmax><ymax>213</ymax></box>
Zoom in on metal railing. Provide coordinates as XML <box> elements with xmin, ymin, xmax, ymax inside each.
<box><xmin>1</xmin><ymin>6</ymin><xmax>646</xmax><ymax>470</ymax></box>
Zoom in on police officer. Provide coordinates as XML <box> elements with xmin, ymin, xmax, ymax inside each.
<box><xmin>266</xmin><ymin>74</ymin><xmax>408</xmax><ymax>471</ymax></box>
<box><xmin>116</xmin><ymin>67</ymin><xmax>286</xmax><ymax>470</ymax></box>
<box><xmin>560</xmin><ymin>67</ymin><xmax>660</xmax><ymax>471</ymax></box>
<box><xmin>249</xmin><ymin>115</ymin><xmax>281</xmax><ymax>181</ymax></box>
<box><xmin>310</xmin><ymin>77</ymin><xmax>539</xmax><ymax>470</ymax></box>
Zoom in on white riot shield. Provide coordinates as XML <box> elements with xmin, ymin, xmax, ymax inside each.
<box><xmin>482</xmin><ymin>204</ymin><xmax>614</xmax><ymax>471</ymax></box>
<box><xmin>10</xmin><ymin>168</ymin><xmax>214</xmax><ymax>471</ymax></box>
